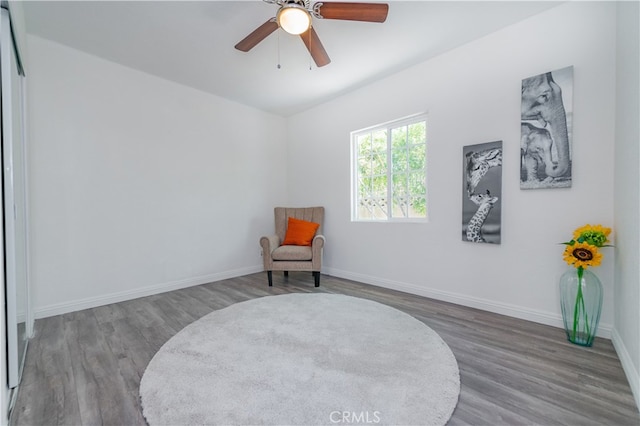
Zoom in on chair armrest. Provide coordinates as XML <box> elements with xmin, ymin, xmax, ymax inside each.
<box><xmin>312</xmin><ymin>234</ymin><xmax>325</xmax><ymax>249</ymax></box>
<box><xmin>311</xmin><ymin>234</ymin><xmax>325</xmax><ymax>270</ymax></box>
<box><xmin>260</xmin><ymin>234</ymin><xmax>280</xmax><ymax>270</ymax></box>
<box><xmin>260</xmin><ymin>234</ymin><xmax>280</xmax><ymax>253</ymax></box>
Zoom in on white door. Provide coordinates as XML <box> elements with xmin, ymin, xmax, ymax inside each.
<box><xmin>1</xmin><ymin>7</ymin><xmax>29</xmax><ymax>389</ymax></box>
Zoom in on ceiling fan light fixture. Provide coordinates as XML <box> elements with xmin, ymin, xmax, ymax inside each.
<box><xmin>277</xmin><ymin>4</ymin><xmax>311</xmax><ymax>35</ymax></box>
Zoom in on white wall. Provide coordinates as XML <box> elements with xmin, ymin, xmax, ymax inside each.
<box><xmin>288</xmin><ymin>2</ymin><xmax>617</xmax><ymax>333</ymax></box>
<box><xmin>614</xmin><ymin>1</ymin><xmax>640</xmax><ymax>408</ymax></box>
<box><xmin>27</xmin><ymin>35</ymin><xmax>288</xmax><ymax>317</ymax></box>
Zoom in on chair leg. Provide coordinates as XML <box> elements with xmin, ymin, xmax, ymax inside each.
<box><xmin>313</xmin><ymin>271</ymin><xmax>320</xmax><ymax>287</ymax></box>
<box><xmin>267</xmin><ymin>271</ymin><xmax>273</xmax><ymax>286</ymax></box>
<box><xmin>284</xmin><ymin>271</ymin><xmax>289</xmax><ymax>278</ymax></box>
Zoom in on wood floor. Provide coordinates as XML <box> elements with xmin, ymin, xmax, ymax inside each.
<box><xmin>11</xmin><ymin>272</ymin><xmax>640</xmax><ymax>425</ymax></box>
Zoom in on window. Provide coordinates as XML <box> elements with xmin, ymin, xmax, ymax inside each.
<box><xmin>351</xmin><ymin>114</ymin><xmax>427</xmax><ymax>221</ymax></box>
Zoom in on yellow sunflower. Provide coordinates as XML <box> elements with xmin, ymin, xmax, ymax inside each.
<box><xmin>572</xmin><ymin>224</ymin><xmax>611</xmax><ymax>247</ymax></box>
<box><xmin>563</xmin><ymin>242</ymin><xmax>603</xmax><ymax>269</ymax></box>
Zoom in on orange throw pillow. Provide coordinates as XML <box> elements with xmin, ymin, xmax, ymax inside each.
<box><xmin>281</xmin><ymin>217</ymin><xmax>320</xmax><ymax>246</ymax></box>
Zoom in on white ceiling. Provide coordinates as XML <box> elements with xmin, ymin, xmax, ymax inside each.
<box><xmin>22</xmin><ymin>1</ymin><xmax>562</xmax><ymax>116</ymax></box>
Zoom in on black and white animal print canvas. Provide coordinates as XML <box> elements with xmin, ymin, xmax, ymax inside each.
<box><xmin>521</xmin><ymin>66</ymin><xmax>573</xmax><ymax>189</ymax></box>
<box><xmin>462</xmin><ymin>141</ymin><xmax>503</xmax><ymax>244</ymax></box>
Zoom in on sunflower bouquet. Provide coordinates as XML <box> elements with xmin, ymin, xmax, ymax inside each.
<box><xmin>560</xmin><ymin>224</ymin><xmax>612</xmax><ymax>346</ymax></box>
<box><xmin>562</xmin><ymin>224</ymin><xmax>611</xmax><ymax>269</ymax></box>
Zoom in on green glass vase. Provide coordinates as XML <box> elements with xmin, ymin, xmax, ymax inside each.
<box><xmin>559</xmin><ymin>267</ymin><xmax>603</xmax><ymax>347</ymax></box>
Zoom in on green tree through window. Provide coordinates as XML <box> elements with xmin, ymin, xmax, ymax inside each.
<box><xmin>352</xmin><ymin>114</ymin><xmax>427</xmax><ymax>221</ymax></box>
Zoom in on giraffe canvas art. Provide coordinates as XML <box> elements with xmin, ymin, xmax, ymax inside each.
<box><xmin>521</xmin><ymin>66</ymin><xmax>573</xmax><ymax>189</ymax></box>
<box><xmin>462</xmin><ymin>141</ymin><xmax>503</xmax><ymax>244</ymax></box>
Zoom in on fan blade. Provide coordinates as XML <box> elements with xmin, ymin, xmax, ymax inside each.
<box><xmin>316</xmin><ymin>2</ymin><xmax>388</xmax><ymax>23</ymax></box>
<box><xmin>235</xmin><ymin>18</ymin><xmax>278</xmax><ymax>52</ymax></box>
<box><xmin>300</xmin><ymin>27</ymin><xmax>331</xmax><ymax>67</ymax></box>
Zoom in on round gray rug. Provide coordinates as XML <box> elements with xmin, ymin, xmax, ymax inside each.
<box><xmin>140</xmin><ymin>293</ymin><xmax>460</xmax><ymax>425</ymax></box>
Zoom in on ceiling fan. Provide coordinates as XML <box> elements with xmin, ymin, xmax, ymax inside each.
<box><xmin>234</xmin><ymin>0</ymin><xmax>389</xmax><ymax>68</ymax></box>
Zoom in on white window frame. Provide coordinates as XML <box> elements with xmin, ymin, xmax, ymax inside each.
<box><xmin>351</xmin><ymin>113</ymin><xmax>428</xmax><ymax>223</ymax></box>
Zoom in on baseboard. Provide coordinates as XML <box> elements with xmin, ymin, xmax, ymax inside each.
<box><xmin>34</xmin><ymin>264</ymin><xmax>616</xmax><ymax>340</ymax></box>
<box><xmin>611</xmin><ymin>328</ymin><xmax>640</xmax><ymax>411</ymax></box>
<box><xmin>34</xmin><ymin>265</ymin><xmax>263</xmax><ymax>319</ymax></box>
<box><xmin>324</xmin><ymin>267</ymin><xmax>612</xmax><ymax>339</ymax></box>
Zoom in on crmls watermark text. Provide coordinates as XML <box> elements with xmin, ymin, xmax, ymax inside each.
<box><xmin>329</xmin><ymin>411</ymin><xmax>381</xmax><ymax>424</ymax></box>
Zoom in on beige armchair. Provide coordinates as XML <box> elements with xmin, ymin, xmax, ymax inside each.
<box><xmin>260</xmin><ymin>207</ymin><xmax>325</xmax><ymax>287</ymax></box>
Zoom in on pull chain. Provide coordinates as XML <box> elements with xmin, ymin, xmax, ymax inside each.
<box><xmin>308</xmin><ymin>26</ymin><xmax>312</xmax><ymax>70</ymax></box>
<box><xmin>277</xmin><ymin>29</ymin><xmax>281</xmax><ymax>69</ymax></box>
